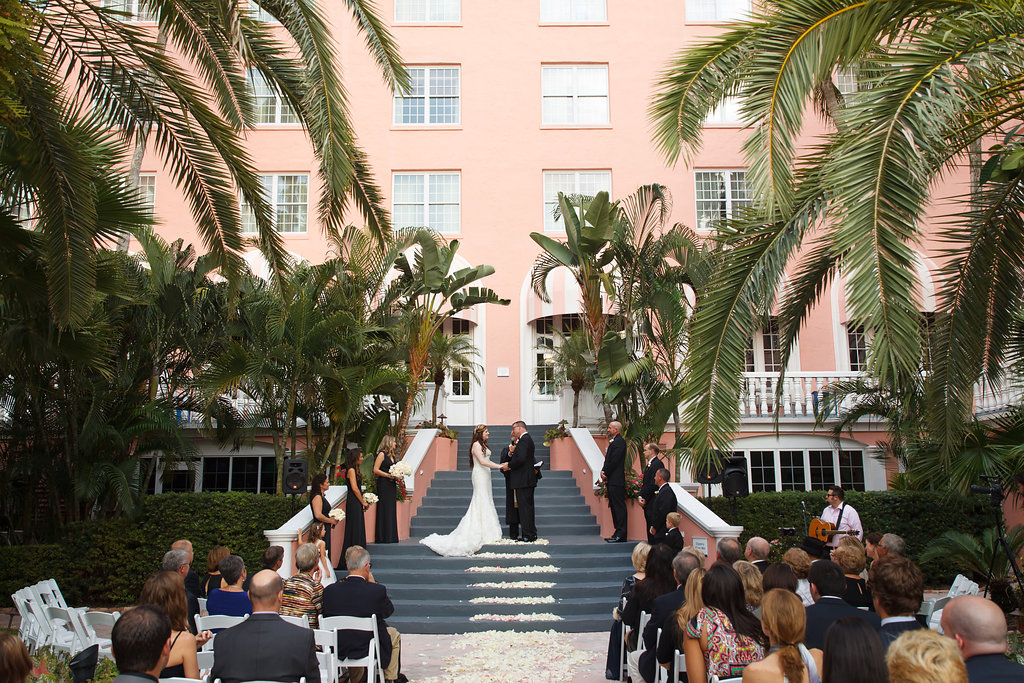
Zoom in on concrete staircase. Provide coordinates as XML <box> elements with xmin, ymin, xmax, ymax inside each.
<box><xmin>448</xmin><ymin>424</ymin><xmax>556</xmax><ymax>470</ymax></box>
<box><xmin>368</xmin><ymin>455</ymin><xmax>634</xmax><ymax>634</ymax></box>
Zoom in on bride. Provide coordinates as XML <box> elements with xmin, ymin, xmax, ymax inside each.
<box><xmin>421</xmin><ymin>424</ymin><xmax>503</xmax><ymax>557</ymax></box>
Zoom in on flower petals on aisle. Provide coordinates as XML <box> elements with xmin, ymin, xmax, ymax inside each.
<box><xmin>469</xmin><ymin>581</ymin><xmax>556</xmax><ymax>589</ymax></box>
<box><xmin>418</xmin><ymin>630</ymin><xmax>596</xmax><ymax>683</ymax></box>
<box><xmin>491</xmin><ymin>538</ymin><xmax>549</xmax><ymax>546</ymax></box>
<box><xmin>469</xmin><ymin>595</ymin><xmax>555</xmax><ymax>605</ymax></box>
<box><xmin>469</xmin><ymin>612</ymin><xmax>563</xmax><ymax>622</ymax></box>
<box><xmin>465</xmin><ymin>564</ymin><xmax>559</xmax><ymax>574</ymax></box>
<box><xmin>473</xmin><ymin>551</ymin><xmax>550</xmax><ymax>559</ymax></box>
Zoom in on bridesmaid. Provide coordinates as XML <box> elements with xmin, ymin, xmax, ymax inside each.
<box><xmin>342</xmin><ymin>448</ymin><xmax>369</xmax><ymax>555</ymax></box>
<box><xmin>308</xmin><ymin>473</ymin><xmax>337</xmax><ymax>560</ymax></box>
<box><xmin>373</xmin><ymin>435</ymin><xmax>400</xmax><ymax>543</ymax></box>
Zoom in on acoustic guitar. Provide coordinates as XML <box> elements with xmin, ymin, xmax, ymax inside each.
<box><xmin>808</xmin><ymin>518</ymin><xmax>859</xmax><ymax>543</ymax></box>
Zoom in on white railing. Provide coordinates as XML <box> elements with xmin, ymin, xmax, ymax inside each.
<box><xmin>738</xmin><ymin>372</ymin><xmax>861</xmax><ymax>419</ymax></box>
<box><xmin>973</xmin><ymin>379</ymin><xmax>1024</xmax><ymax>415</ymax></box>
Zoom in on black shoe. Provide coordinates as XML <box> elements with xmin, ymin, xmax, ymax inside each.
<box><xmin>524</xmin><ymin>536</ymin><xmax>537</xmax><ymax>542</ymax></box>
<box><xmin>515</xmin><ymin>536</ymin><xmax>526</xmax><ymax>542</ymax></box>
<box><xmin>606</xmin><ymin>536</ymin><xmax>625</xmax><ymax>543</ymax></box>
<box><xmin>397</xmin><ymin>675</ymin><xmax>409</xmax><ymax>683</ymax></box>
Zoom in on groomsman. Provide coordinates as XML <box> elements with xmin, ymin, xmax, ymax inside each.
<box><xmin>637</xmin><ymin>443</ymin><xmax>664</xmax><ymax>543</ymax></box>
<box><xmin>647</xmin><ymin>468</ymin><xmax>676</xmax><ymax>543</ymax></box>
<box><xmin>601</xmin><ymin>421</ymin><xmax>627</xmax><ymax>543</ymax></box>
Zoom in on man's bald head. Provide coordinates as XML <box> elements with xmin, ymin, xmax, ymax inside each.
<box><xmin>745</xmin><ymin>537</ymin><xmax>770</xmax><ymax>561</ymax></box>
<box><xmin>170</xmin><ymin>539</ymin><xmax>193</xmax><ymax>562</ymax></box>
<box><xmin>248</xmin><ymin>569</ymin><xmax>284</xmax><ymax>611</ymax></box>
<box><xmin>941</xmin><ymin>595</ymin><xmax>1008</xmax><ymax>659</ymax></box>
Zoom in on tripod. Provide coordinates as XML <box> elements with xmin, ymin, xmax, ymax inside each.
<box><xmin>982</xmin><ymin>498</ymin><xmax>1024</xmax><ymax>610</ymax></box>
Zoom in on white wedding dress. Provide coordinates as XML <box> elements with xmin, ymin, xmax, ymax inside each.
<box><xmin>420</xmin><ymin>446</ymin><xmax>502</xmax><ymax>557</ymax></box>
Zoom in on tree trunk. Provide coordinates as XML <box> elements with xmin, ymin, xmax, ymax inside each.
<box><xmin>431</xmin><ymin>381</ymin><xmax>441</xmax><ymax>424</ymax></box>
<box><xmin>572</xmin><ymin>389</ymin><xmax>580</xmax><ymax>428</ymax></box>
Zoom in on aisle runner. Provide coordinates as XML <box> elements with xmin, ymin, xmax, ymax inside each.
<box><xmin>464</xmin><ymin>538</ymin><xmax>563</xmax><ymax>623</ymax></box>
<box><xmin>420</xmin><ymin>630</ymin><xmax>599</xmax><ymax>682</ymax></box>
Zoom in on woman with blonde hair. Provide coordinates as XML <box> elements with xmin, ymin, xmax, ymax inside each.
<box><xmin>139</xmin><ymin>571</ymin><xmax>201</xmax><ymax>680</ymax></box>
<box><xmin>656</xmin><ymin>567</ymin><xmax>707</xmax><ymax>680</ymax></box>
<box><xmin>734</xmin><ymin>560</ymin><xmax>765</xmax><ymax>617</ymax></box>
<box><xmin>742</xmin><ymin>589</ymin><xmax>822</xmax><ymax>683</ymax></box>
<box><xmin>887</xmin><ymin>629</ymin><xmax>967</xmax><ymax>683</ymax></box>
<box><xmin>373</xmin><ymin>435</ymin><xmax>400</xmax><ymax>543</ymax></box>
<box><xmin>605</xmin><ymin>542</ymin><xmax>651</xmax><ymax>678</ymax></box>
<box><xmin>783</xmin><ymin>547</ymin><xmax>814</xmax><ymax>606</ymax></box>
<box><xmin>832</xmin><ymin>543</ymin><xmax>872</xmax><ymax>609</ymax></box>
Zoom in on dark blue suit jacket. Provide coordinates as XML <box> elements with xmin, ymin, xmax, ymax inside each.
<box><xmin>210</xmin><ymin>613</ymin><xmax>319</xmax><ymax>683</ymax></box>
<box><xmin>805</xmin><ymin>596</ymin><xmax>881</xmax><ymax>650</ymax></box>
<box><xmin>641</xmin><ymin>586</ymin><xmax>686</xmax><ymax>683</ymax></box>
<box><xmin>602</xmin><ymin>434</ymin><xmax>627</xmax><ymax>486</ymax></box>
<box><xmin>878</xmin><ymin>618</ymin><xmax>924</xmax><ymax>647</ymax></box>
<box><xmin>322</xmin><ymin>575</ymin><xmax>395</xmax><ymax>667</ymax></box>
<box><xmin>965</xmin><ymin>652</ymin><xmax>1024</xmax><ymax>682</ymax></box>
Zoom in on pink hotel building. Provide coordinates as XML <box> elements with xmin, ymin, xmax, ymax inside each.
<box><xmin>135</xmin><ymin>1</ymin><xmax>999</xmax><ymax>495</ymax></box>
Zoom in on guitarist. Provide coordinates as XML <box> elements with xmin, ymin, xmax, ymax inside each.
<box><xmin>820</xmin><ymin>485</ymin><xmax>863</xmax><ymax>548</ymax></box>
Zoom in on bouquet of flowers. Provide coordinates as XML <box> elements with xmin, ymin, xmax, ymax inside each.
<box><xmin>389</xmin><ymin>461</ymin><xmax>412</xmax><ymax>478</ymax></box>
<box><xmin>328</xmin><ymin>509</ymin><xmax>345</xmax><ymax>522</ymax></box>
<box><xmin>363</xmin><ymin>492</ymin><xmax>379</xmax><ymax>505</ymax></box>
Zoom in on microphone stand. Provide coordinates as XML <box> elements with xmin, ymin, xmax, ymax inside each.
<box><xmin>800</xmin><ymin>500</ymin><xmax>808</xmax><ymax>536</ymax></box>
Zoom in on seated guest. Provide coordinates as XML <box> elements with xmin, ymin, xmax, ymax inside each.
<box><xmin>804</xmin><ymin>560</ymin><xmax>880</xmax><ymax>650</ymax></box>
<box><xmin>832</xmin><ymin>543</ymin><xmax>872</xmax><ymax>610</ymax></box>
<box><xmin>782</xmin><ymin>547</ymin><xmax>815</xmax><ymax>606</ymax></box>
<box><xmin>637</xmin><ymin>551</ymin><xmax>702</xmax><ymax>683</ymax></box>
<box><xmin>864</xmin><ymin>532</ymin><xmax>884</xmax><ymax>562</ymax></box>
<box><xmin>658</xmin><ymin>567</ymin><xmax>706</xmax><ymax>679</ymax></box>
<box><xmin>717</xmin><ymin>537</ymin><xmax>743</xmax><ymax>564</ymax></box>
<box><xmin>621</xmin><ymin>544</ymin><xmax>676</xmax><ymax>652</ymax></box>
<box><xmin>877</xmin><ymin>533</ymin><xmax>906</xmax><ymax>559</ymax></box>
<box><xmin>887</xmin><ymin>629</ymin><xmax>967</xmax><ymax>683</ymax></box>
<box><xmin>941</xmin><ymin>594</ymin><xmax>1024</xmax><ymax>682</ymax></box>
<box><xmin>171</xmin><ymin>539</ymin><xmax>203</xmax><ymax>598</ymax></box>
<box><xmin>203</xmin><ymin>545</ymin><xmax>230</xmax><ymax>596</ymax></box>
<box><xmin>110</xmin><ymin>604</ymin><xmax>171</xmax><ymax>683</ymax></box>
<box><xmin>762</xmin><ymin>563</ymin><xmax>798</xmax><ymax>595</ymax></box>
<box><xmin>742</xmin><ymin>589</ymin><xmax>823</xmax><ymax>683</ymax></box>
<box><xmin>138</xmin><ymin>571</ymin><xmax>201</xmax><ymax>680</ymax></box>
<box><xmin>210</xmin><ymin>570</ymin><xmax>320</xmax><ymax>683</ymax></box>
<box><xmin>837</xmin><ymin>535</ymin><xmax>870</xmax><ymax>579</ymax></box>
<box><xmin>664</xmin><ymin>513</ymin><xmax>685</xmax><ymax>552</ymax></box>
<box><xmin>745</xmin><ymin>537</ymin><xmax>771</xmax><ymax>574</ymax></box>
<box><xmin>681</xmin><ymin>544</ymin><xmax>707</xmax><ymax>568</ymax></box>
<box><xmin>733</xmin><ymin>561</ymin><xmax>764</xmax><ymax>617</ymax></box>
<box><xmin>870</xmin><ymin>555</ymin><xmax>924</xmax><ymax>646</ymax></box>
<box><xmin>0</xmin><ymin>633</ymin><xmax>32</xmax><ymax>683</ymax></box>
<box><xmin>605</xmin><ymin>542</ymin><xmax>650</xmax><ymax>679</ymax></box>
<box><xmin>322</xmin><ymin>546</ymin><xmax>405</xmax><ymax>683</ymax></box>
<box><xmin>682</xmin><ymin>562</ymin><xmax>767</xmax><ymax>681</ymax></box>
<box><xmin>822</xmin><ymin>616</ymin><xmax>889</xmax><ymax>683</ymax></box>
<box><xmin>161</xmin><ymin>548</ymin><xmax>200</xmax><ymax>632</ymax></box>
<box><xmin>242</xmin><ymin>545</ymin><xmax>286</xmax><ymax>592</ymax></box>
<box><xmin>206</xmin><ymin>554</ymin><xmax>252</xmax><ymax>617</ymax></box>
<box><xmin>281</xmin><ymin>543</ymin><xmax>324</xmax><ymax>629</ymax></box>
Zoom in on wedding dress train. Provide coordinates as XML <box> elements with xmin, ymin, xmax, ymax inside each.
<box><xmin>420</xmin><ymin>449</ymin><xmax>501</xmax><ymax>557</ymax></box>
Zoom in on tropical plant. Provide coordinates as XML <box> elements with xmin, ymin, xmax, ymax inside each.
<box><xmin>425</xmin><ymin>328</ymin><xmax>480</xmax><ymax>425</ymax></box>
<box><xmin>921</xmin><ymin>525</ymin><xmax>1024</xmax><ymax>610</ymax></box>
<box><xmin>538</xmin><ymin>327</ymin><xmax>594</xmax><ymax>428</ymax></box>
<box><xmin>649</xmin><ymin>0</ymin><xmax>1024</xmax><ymax>472</ymax></box>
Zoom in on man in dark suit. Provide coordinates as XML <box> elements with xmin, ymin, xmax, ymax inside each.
<box><xmin>745</xmin><ymin>537</ymin><xmax>771</xmax><ymax>574</ymax></box>
<box><xmin>110</xmin><ymin>604</ymin><xmax>171</xmax><ymax>683</ymax></box>
<box><xmin>942</xmin><ymin>594</ymin><xmax>1024</xmax><ymax>682</ymax></box>
<box><xmin>647</xmin><ymin>468</ymin><xmax>676</xmax><ymax>544</ymax></box>
<box><xmin>210</xmin><ymin>570</ymin><xmax>320</xmax><ymax>683</ymax></box>
<box><xmin>322</xmin><ymin>546</ymin><xmax>405</xmax><ymax>683</ymax></box>
<box><xmin>869</xmin><ymin>555</ymin><xmax>925</xmax><ymax>647</ymax></box>
<box><xmin>502</xmin><ymin>420</ymin><xmax>538</xmax><ymax>541</ymax></box>
<box><xmin>804</xmin><ymin>560</ymin><xmax>880</xmax><ymax>650</ymax></box>
<box><xmin>637</xmin><ymin>443</ymin><xmax>664</xmax><ymax>543</ymax></box>
<box><xmin>171</xmin><ymin>539</ymin><xmax>203</xmax><ymax>597</ymax></box>
<box><xmin>601</xmin><ymin>420</ymin><xmax>627</xmax><ymax>542</ymax></box>
<box><xmin>640</xmin><ymin>552</ymin><xmax>701</xmax><ymax>683</ymax></box>
<box><xmin>161</xmin><ymin>548</ymin><xmax>200</xmax><ymax>632</ymax></box>
<box><xmin>499</xmin><ymin>441</ymin><xmax>519</xmax><ymax>540</ymax></box>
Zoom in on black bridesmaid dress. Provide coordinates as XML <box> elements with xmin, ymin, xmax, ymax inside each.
<box><xmin>375</xmin><ymin>452</ymin><xmax>399</xmax><ymax>543</ymax></box>
<box><xmin>342</xmin><ymin>469</ymin><xmax>366</xmax><ymax>554</ymax></box>
<box><xmin>310</xmin><ymin>491</ymin><xmax>332</xmax><ymax>557</ymax></box>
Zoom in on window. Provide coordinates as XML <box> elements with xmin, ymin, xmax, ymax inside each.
<box><xmin>241</xmin><ymin>174</ymin><xmax>309</xmax><ymax>234</ymax></box>
<box><xmin>542</xmin><ymin>170</ymin><xmax>611</xmax><ymax>232</ymax></box>
<box><xmin>394</xmin><ymin>66</ymin><xmax>460</xmax><ymax>125</ymax></box>
<box><xmin>259</xmin><ymin>456</ymin><xmax>277</xmax><ymax>494</ymax></box>
<box><xmin>392</xmin><ymin>172</ymin><xmax>460</xmax><ymax>234</ymax></box>
<box><xmin>847</xmin><ymin>325</ymin><xmax>868</xmax><ymax>371</ymax></box>
<box><xmin>201</xmin><ymin>456</ymin><xmax>277</xmax><ymax>492</ymax></box>
<box><xmin>750</xmin><ymin>450</ymin><xmax>775</xmax><ymax>492</ymax></box>
<box><xmin>395</xmin><ymin>0</ymin><xmax>459</xmax><ymax>22</ymax></box>
<box><xmin>449</xmin><ymin>318</ymin><xmax>472</xmax><ymax>397</ymax></box>
<box><xmin>744</xmin><ymin>318</ymin><xmax>781</xmax><ymax>372</ymax></box>
<box><xmin>809</xmin><ymin>450</ymin><xmax>836</xmax><ymax>490</ymax></box>
<box><xmin>542</xmin><ymin>65</ymin><xmax>609</xmax><ymax>126</ymax></box>
<box><xmin>103</xmin><ymin>0</ymin><xmax>157</xmax><ymax>22</ymax></box>
<box><xmin>251</xmin><ymin>70</ymin><xmax>299</xmax><ymax>125</ymax></box>
<box><xmin>161</xmin><ymin>469</ymin><xmax>192</xmax><ymax>493</ymax></box>
<box><xmin>540</xmin><ymin>0</ymin><xmax>606</xmax><ymax>22</ymax></box>
<box><xmin>695</xmin><ymin>170</ymin><xmax>751</xmax><ymax>231</ymax></box>
<box><xmin>138</xmin><ymin>174</ymin><xmax>156</xmax><ymax>214</ymax></box>
<box><xmin>202</xmin><ymin>457</ymin><xmax>230</xmax><ymax>492</ymax></box>
<box><xmin>535</xmin><ymin>318</ymin><xmax>555</xmax><ymax>395</ymax></box>
<box><xmin>248</xmin><ymin>0</ymin><xmax>278</xmax><ymax>23</ymax></box>
<box><xmin>451</xmin><ymin>318</ymin><xmax>470</xmax><ymax>335</ymax></box>
<box><xmin>779</xmin><ymin>451</ymin><xmax>806</xmax><ymax>491</ymax></box>
<box><xmin>834</xmin><ymin>67</ymin><xmax>858</xmax><ymax>95</ymax></box>
<box><xmin>839</xmin><ymin>450</ymin><xmax>865</xmax><ymax>491</ymax></box>
<box><xmin>704</xmin><ymin>97</ymin><xmax>742</xmax><ymax>125</ymax></box>
<box><xmin>685</xmin><ymin>0</ymin><xmax>748</xmax><ymax>23</ymax></box>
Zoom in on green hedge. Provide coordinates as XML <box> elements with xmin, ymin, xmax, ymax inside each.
<box><xmin>700</xmin><ymin>490</ymin><xmax>996</xmax><ymax>583</ymax></box>
<box><xmin>3</xmin><ymin>492</ymin><xmax>303</xmax><ymax>607</ymax></box>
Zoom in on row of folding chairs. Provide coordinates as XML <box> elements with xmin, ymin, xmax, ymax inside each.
<box><xmin>11</xmin><ymin>579</ymin><xmax>118</xmax><ymax>657</ymax></box>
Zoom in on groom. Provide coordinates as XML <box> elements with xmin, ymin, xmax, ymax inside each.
<box><xmin>502</xmin><ymin>420</ymin><xmax>538</xmax><ymax>542</ymax></box>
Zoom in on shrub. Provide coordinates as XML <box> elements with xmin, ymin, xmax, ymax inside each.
<box><xmin>700</xmin><ymin>490</ymin><xmax>994</xmax><ymax>583</ymax></box>
<box><xmin>0</xmin><ymin>545</ymin><xmax>85</xmax><ymax>607</ymax></box>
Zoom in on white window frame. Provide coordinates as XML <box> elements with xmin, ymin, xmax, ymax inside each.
<box><xmin>740</xmin><ymin>448</ymin><xmax>866</xmax><ymax>493</ymax></box>
<box><xmin>250</xmin><ymin>70</ymin><xmax>299</xmax><ymax>126</ymax></box>
<box><xmin>448</xmin><ymin>318</ymin><xmax>473</xmax><ymax>398</ymax></box>
<box><xmin>391</xmin><ymin>172</ymin><xmax>461</xmax><ymax>234</ymax></box>
<box><xmin>103</xmin><ymin>0</ymin><xmax>157</xmax><ymax>22</ymax></box>
<box><xmin>694</xmin><ymin>169</ymin><xmax>751</xmax><ymax>231</ymax></box>
<box><xmin>241</xmin><ymin>173</ymin><xmax>309</xmax><ymax>235</ymax></box>
<box><xmin>685</xmin><ymin>0</ymin><xmax>749</xmax><ymax>23</ymax></box>
<box><xmin>834</xmin><ymin>67</ymin><xmax>859</xmax><ymax>95</ymax></box>
<box><xmin>535</xmin><ymin>318</ymin><xmax>556</xmax><ymax>397</ymax></box>
<box><xmin>138</xmin><ymin>174</ymin><xmax>156</xmax><ymax>214</ymax></box>
<box><xmin>846</xmin><ymin>324</ymin><xmax>869</xmax><ymax>372</ymax></box>
<box><xmin>744</xmin><ymin>318</ymin><xmax>781</xmax><ymax>373</ymax></box>
<box><xmin>541</xmin><ymin>64</ymin><xmax>610</xmax><ymax>126</ymax></box>
<box><xmin>542</xmin><ymin>170</ymin><xmax>612</xmax><ymax>233</ymax></box>
<box><xmin>247</xmin><ymin>0</ymin><xmax>278</xmax><ymax>23</ymax></box>
<box><xmin>394</xmin><ymin>0</ymin><xmax>460</xmax><ymax>23</ymax></box>
<box><xmin>540</xmin><ymin>0</ymin><xmax>607</xmax><ymax>23</ymax></box>
<box><xmin>393</xmin><ymin>66</ymin><xmax>461</xmax><ymax>126</ymax></box>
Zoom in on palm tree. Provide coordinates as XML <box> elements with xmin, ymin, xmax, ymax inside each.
<box><xmin>426</xmin><ymin>329</ymin><xmax>480</xmax><ymax>426</ymax></box>
<box><xmin>539</xmin><ymin>327</ymin><xmax>594</xmax><ymax>428</ymax></box>
<box><xmin>2</xmin><ymin>0</ymin><xmax>406</xmax><ymax>328</ymax></box>
<box><xmin>649</xmin><ymin>0</ymin><xmax>1024</xmax><ymax>471</ymax></box>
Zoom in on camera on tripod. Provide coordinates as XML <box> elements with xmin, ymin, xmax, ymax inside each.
<box><xmin>969</xmin><ymin>475</ymin><xmax>1004</xmax><ymax>507</ymax></box>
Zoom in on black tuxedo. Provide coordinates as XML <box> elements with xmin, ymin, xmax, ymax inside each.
<box><xmin>499</xmin><ymin>445</ymin><xmax>519</xmax><ymax>539</ymax></box>
<box><xmin>210</xmin><ymin>612</ymin><xmax>319</xmax><ymax>683</ymax></box>
<box><xmin>804</xmin><ymin>596</ymin><xmax>881</xmax><ymax>650</ymax></box>
<box><xmin>639</xmin><ymin>456</ymin><xmax>664</xmax><ymax>542</ymax></box>
<box><xmin>752</xmin><ymin>559</ymin><xmax>769</xmax><ymax>575</ymax></box>
<box><xmin>649</xmin><ymin>484</ymin><xmax>676</xmax><ymax>543</ymax></box>
<box><xmin>322</xmin><ymin>575</ymin><xmax>395</xmax><ymax>669</ymax></box>
<box><xmin>641</xmin><ymin>585</ymin><xmax>686</xmax><ymax>683</ymax></box>
<box><xmin>508</xmin><ymin>431</ymin><xmax>538</xmax><ymax>540</ymax></box>
<box><xmin>965</xmin><ymin>652</ymin><xmax>1024</xmax><ymax>682</ymax></box>
<box><xmin>603</xmin><ymin>434</ymin><xmax>627</xmax><ymax>538</ymax></box>
<box><xmin>185</xmin><ymin>568</ymin><xmax>203</xmax><ymax>598</ymax></box>
<box><xmin>878</xmin><ymin>618</ymin><xmax>923</xmax><ymax>647</ymax></box>
<box><xmin>664</xmin><ymin>528</ymin><xmax>684</xmax><ymax>552</ymax></box>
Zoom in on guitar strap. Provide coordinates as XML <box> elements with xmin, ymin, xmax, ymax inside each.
<box><xmin>835</xmin><ymin>504</ymin><xmax>846</xmax><ymax>531</ymax></box>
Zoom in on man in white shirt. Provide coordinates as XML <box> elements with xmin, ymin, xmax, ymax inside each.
<box><xmin>819</xmin><ymin>485</ymin><xmax>862</xmax><ymax>549</ymax></box>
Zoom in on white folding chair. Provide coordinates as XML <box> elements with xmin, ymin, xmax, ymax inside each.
<box><xmin>194</xmin><ymin>614</ymin><xmax>248</xmax><ymax>651</ymax></box>
<box><xmin>197</xmin><ymin>597</ymin><xmax>207</xmax><ymax>616</ymax></box>
<box><xmin>213</xmin><ymin>680</ymin><xmax>307</xmax><ymax>683</ymax></box>
<box><xmin>674</xmin><ymin>649</ymin><xmax>686</xmax><ymax>683</ymax></box>
<box><xmin>709</xmin><ymin>677</ymin><xmax>744</xmax><ymax>683</ymax></box>
<box><xmin>196</xmin><ymin>650</ymin><xmax>215</xmax><ymax>679</ymax></box>
<box><xmin>41</xmin><ymin>606</ymin><xmax>83</xmax><ymax>653</ymax></box>
<box><xmin>319</xmin><ymin>615</ymin><xmax>385</xmax><ymax>683</ymax></box>
<box><xmin>316</xmin><ymin>649</ymin><xmax>337</xmax><ymax>683</ymax></box>
<box><xmin>618</xmin><ymin>596</ymin><xmax>629</xmax><ymax>681</ymax></box>
<box><xmin>11</xmin><ymin>589</ymin><xmax>42</xmax><ymax>652</ymax></box>
<box><xmin>160</xmin><ymin>678</ymin><xmax>205</xmax><ymax>683</ymax></box>
<box><xmin>279</xmin><ymin>613</ymin><xmax>309</xmax><ymax>628</ymax></box>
